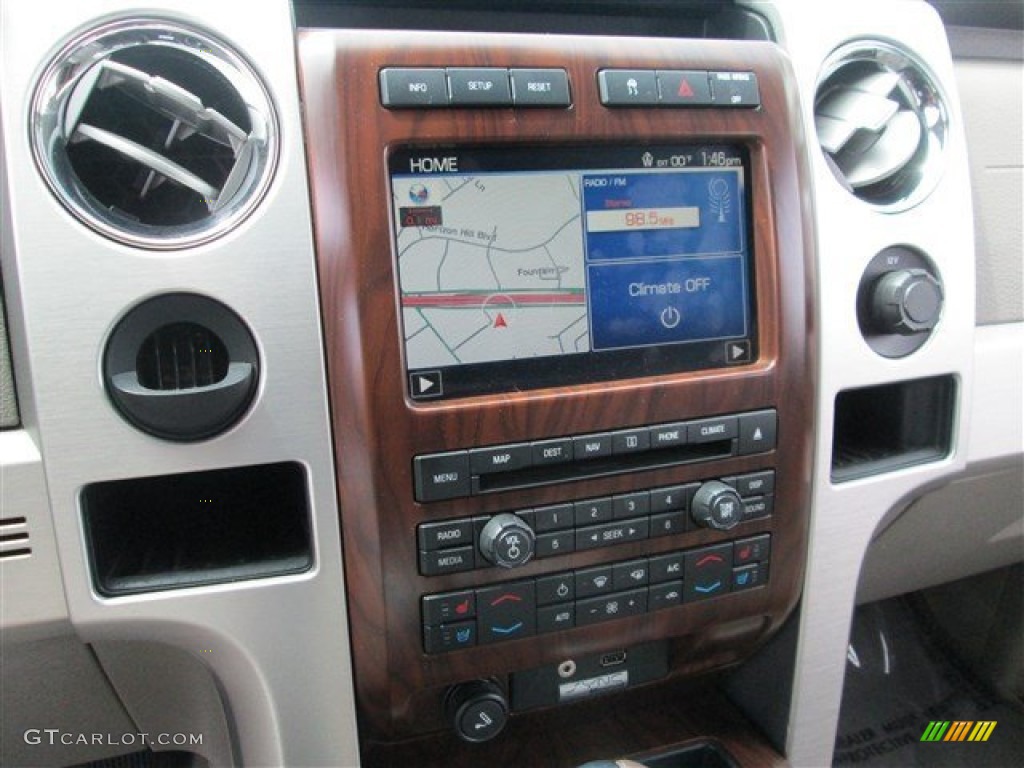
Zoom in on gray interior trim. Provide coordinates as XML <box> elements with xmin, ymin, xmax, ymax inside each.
<box><xmin>0</xmin><ymin>282</ymin><xmax>18</xmax><ymax>428</ymax></box>
<box><xmin>947</xmin><ymin>25</ymin><xmax>1024</xmax><ymax>60</ymax></box>
<box><xmin>955</xmin><ymin>57</ymin><xmax>1024</xmax><ymax>325</ymax></box>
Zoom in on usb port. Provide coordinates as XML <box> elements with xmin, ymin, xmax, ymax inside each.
<box><xmin>599</xmin><ymin>650</ymin><xmax>627</xmax><ymax>668</ymax></box>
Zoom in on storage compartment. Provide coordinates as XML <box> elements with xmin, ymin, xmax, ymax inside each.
<box><xmin>642</xmin><ymin>741</ymin><xmax>738</xmax><ymax>768</ymax></box>
<box><xmin>831</xmin><ymin>375</ymin><xmax>955</xmax><ymax>482</ymax></box>
<box><xmin>82</xmin><ymin>462</ymin><xmax>312</xmax><ymax>596</ymax></box>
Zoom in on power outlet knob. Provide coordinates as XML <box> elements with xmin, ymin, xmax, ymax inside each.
<box><xmin>446</xmin><ymin>680</ymin><xmax>509</xmax><ymax>743</ymax></box>
<box><xmin>479</xmin><ymin>513</ymin><xmax>535</xmax><ymax>568</ymax></box>
<box><xmin>691</xmin><ymin>481</ymin><xmax>743</xmax><ymax>531</ymax></box>
<box><xmin>871</xmin><ymin>268</ymin><xmax>943</xmax><ymax>335</ymax></box>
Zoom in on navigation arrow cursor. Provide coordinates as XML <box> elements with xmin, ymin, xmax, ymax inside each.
<box><xmin>730</xmin><ymin>344</ymin><xmax>745</xmax><ymax>360</ymax></box>
<box><xmin>417</xmin><ymin>376</ymin><xmax>435</xmax><ymax>392</ymax></box>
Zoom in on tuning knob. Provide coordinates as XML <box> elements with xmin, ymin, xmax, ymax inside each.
<box><xmin>479</xmin><ymin>513</ymin><xmax>535</xmax><ymax>568</ymax></box>
<box><xmin>446</xmin><ymin>680</ymin><xmax>509</xmax><ymax>743</ymax></box>
<box><xmin>870</xmin><ymin>268</ymin><xmax>943</xmax><ymax>335</ymax></box>
<box><xmin>691</xmin><ymin>481</ymin><xmax>743</xmax><ymax>531</ymax></box>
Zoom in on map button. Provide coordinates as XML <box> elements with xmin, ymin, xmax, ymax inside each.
<box><xmin>469</xmin><ymin>444</ymin><xmax>532</xmax><ymax>475</ymax></box>
<box><xmin>410</xmin><ymin>370</ymin><xmax>443</xmax><ymax>399</ymax></box>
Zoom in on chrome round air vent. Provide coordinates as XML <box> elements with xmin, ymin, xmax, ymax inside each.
<box><xmin>814</xmin><ymin>40</ymin><xmax>948</xmax><ymax>211</ymax></box>
<box><xmin>31</xmin><ymin>20</ymin><xmax>277</xmax><ymax>249</ymax></box>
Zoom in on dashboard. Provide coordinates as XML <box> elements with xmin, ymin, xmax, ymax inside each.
<box><xmin>0</xmin><ymin>1</ymin><xmax>1021</xmax><ymax>767</ymax></box>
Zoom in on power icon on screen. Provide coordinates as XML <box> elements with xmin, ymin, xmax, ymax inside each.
<box><xmin>660</xmin><ymin>306</ymin><xmax>681</xmax><ymax>329</ymax></box>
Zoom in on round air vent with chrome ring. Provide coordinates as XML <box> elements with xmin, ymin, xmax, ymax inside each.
<box><xmin>31</xmin><ymin>20</ymin><xmax>277</xmax><ymax>249</ymax></box>
<box><xmin>814</xmin><ymin>40</ymin><xmax>949</xmax><ymax>211</ymax></box>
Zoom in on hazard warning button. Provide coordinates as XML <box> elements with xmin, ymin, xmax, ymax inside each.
<box><xmin>657</xmin><ymin>70</ymin><xmax>713</xmax><ymax>106</ymax></box>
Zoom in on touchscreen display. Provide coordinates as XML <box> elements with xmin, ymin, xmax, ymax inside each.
<box><xmin>390</xmin><ymin>145</ymin><xmax>756</xmax><ymax>400</ymax></box>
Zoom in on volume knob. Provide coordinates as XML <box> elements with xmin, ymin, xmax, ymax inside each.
<box><xmin>691</xmin><ymin>481</ymin><xmax>743</xmax><ymax>531</ymax></box>
<box><xmin>479</xmin><ymin>513</ymin><xmax>535</xmax><ymax>568</ymax></box>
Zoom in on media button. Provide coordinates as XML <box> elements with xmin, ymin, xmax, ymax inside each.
<box><xmin>419</xmin><ymin>547</ymin><xmax>476</xmax><ymax>576</ymax></box>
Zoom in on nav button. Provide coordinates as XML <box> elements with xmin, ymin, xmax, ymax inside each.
<box><xmin>410</xmin><ymin>370</ymin><xmax>443</xmax><ymax>399</ymax></box>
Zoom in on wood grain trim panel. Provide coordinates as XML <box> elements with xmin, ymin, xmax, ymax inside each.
<box><xmin>298</xmin><ymin>28</ymin><xmax>815</xmax><ymax>758</ymax></box>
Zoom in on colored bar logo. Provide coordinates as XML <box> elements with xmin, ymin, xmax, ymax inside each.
<box><xmin>920</xmin><ymin>721</ymin><xmax>997</xmax><ymax>742</ymax></box>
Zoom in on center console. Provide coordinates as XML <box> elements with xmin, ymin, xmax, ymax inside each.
<box><xmin>298</xmin><ymin>28</ymin><xmax>815</xmax><ymax>760</ymax></box>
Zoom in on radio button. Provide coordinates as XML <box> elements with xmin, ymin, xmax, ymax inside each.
<box><xmin>532</xmin><ymin>438</ymin><xmax>574</xmax><ymax>465</ymax></box>
<box><xmin>657</xmin><ymin>70</ymin><xmax>713</xmax><ymax>106</ymax></box>
<box><xmin>738</xmin><ymin>410</ymin><xmax>777</xmax><ymax>454</ymax></box>
<box><xmin>414</xmin><ymin>451</ymin><xmax>471</xmax><ymax>502</ymax></box>
<box><xmin>574</xmin><ymin>497</ymin><xmax>613</xmax><ymax>525</ymax></box>
<box><xmin>612</xmin><ymin>492</ymin><xmax>650</xmax><ymax>520</ymax></box>
<box><xmin>536</xmin><ymin>531</ymin><xmax>575</xmax><ymax>559</ymax></box>
<box><xmin>598</xmin><ymin>69</ymin><xmax>659</xmax><ymax>106</ymax></box>
<box><xmin>418</xmin><ymin>519</ymin><xmax>475</xmax><ymax>551</ymax></box>
<box><xmin>380</xmin><ymin>68</ymin><xmax>449</xmax><ymax>107</ymax></box>
<box><xmin>510</xmin><ymin>68</ymin><xmax>571</xmax><ymax>107</ymax></box>
<box><xmin>650</xmin><ymin>483</ymin><xmax>696</xmax><ymax>513</ymax></box>
<box><xmin>687</xmin><ymin>416</ymin><xmax>738</xmax><ymax>444</ymax></box>
<box><xmin>534</xmin><ymin>503</ymin><xmax>574</xmax><ymax>532</ymax></box>
<box><xmin>469</xmin><ymin>443</ymin><xmax>532</xmax><ymax>474</ymax></box>
<box><xmin>448</xmin><ymin>68</ymin><xmax>512</xmax><ymax>106</ymax></box>
<box><xmin>650</xmin><ymin>511</ymin><xmax>687</xmax><ymax>537</ymax></box>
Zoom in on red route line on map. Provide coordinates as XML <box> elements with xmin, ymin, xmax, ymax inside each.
<box><xmin>402</xmin><ymin>293</ymin><xmax>585</xmax><ymax>308</ymax></box>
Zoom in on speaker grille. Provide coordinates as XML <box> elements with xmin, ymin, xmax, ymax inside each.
<box><xmin>31</xmin><ymin>20</ymin><xmax>277</xmax><ymax>249</ymax></box>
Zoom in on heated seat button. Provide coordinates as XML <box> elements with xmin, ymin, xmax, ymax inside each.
<box><xmin>477</xmin><ymin>581</ymin><xmax>536</xmax><ymax>644</ymax></box>
<box><xmin>684</xmin><ymin>544</ymin><xmax>732</xmax><ymax>601</ymax></box>
<box><xmin>380</xmin><ymin>68</ymin><xmax>449</xmax><ymax>107</ymax></box>
<box><xmin>424</xmin><ymin>621</ymin><xmax>477</xmax><ymax>653</ymax></box>
<box><xmin>510</xmin><ymin>68</ymin><xmax>571</xmax><ymax>106</ymax></box>
<box><xmin>733</xmin><ymin>562</ymin><xmax>769</xmax><ymax>591</ymax></box>
<box><xmin>422</xmin><ymin>591</ymin><xmax>476</xmax><ymax>624</ymax></box>
<box><xmin>734</xmin><ymin>534</ymin><xmax>771</xmax><ymax>565</ymax></box>
<box><xmin>448</xmin><ymin>68</ymin><xmax>512</xmax><ymax>106</ymax></box>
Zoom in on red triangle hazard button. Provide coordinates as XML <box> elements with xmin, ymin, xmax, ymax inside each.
<box><xmin>493</xmin><ymin>313</ymin><xmax>508</xmax><ymax>328</ymax></box>
<box><xmin>678</xmin><ymin>78</ymin><xmax>695</xmax><ymax>98</ymax></box>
